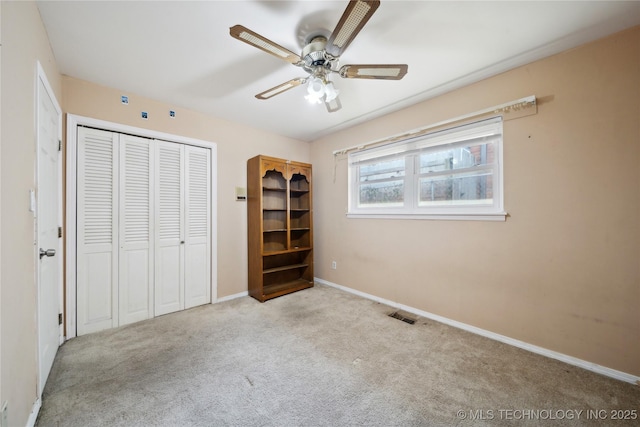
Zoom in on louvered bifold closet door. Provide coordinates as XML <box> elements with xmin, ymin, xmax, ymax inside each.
<box><xmin>184</xmin><ymin>145</ymin><xmax>211</xmax><ymax>308</ymax></box>
<box><xmin>77</xmin><ymin>127</ymin><xmax>119</xmax><ymax>335</ymax></box>
<box><xmin>118</xmin><ymin>134</ymin><xmax>154</xmax><ymax>326</ymax></box>
<box><xmin>154</xmin><ymin>141</ymin><xmax>185</xmax><ymax>316</ymax></box>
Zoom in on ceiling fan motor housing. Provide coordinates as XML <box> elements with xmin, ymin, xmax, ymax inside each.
<box><xmin>302</xmin><ymin>35</ymin><xmax>334</xmax><ymax>74</ymax></box>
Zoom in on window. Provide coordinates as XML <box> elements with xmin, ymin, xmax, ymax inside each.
<box><xmin>348</xmin><ymin>117</ymin><xmax>505</xmax><ymax>220</ymax></box>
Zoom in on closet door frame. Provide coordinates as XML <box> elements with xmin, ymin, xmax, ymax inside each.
<box><xmin>66</xmin><ymin>114</ymin><xmax>218</xmax><ymax>339</ymax></box>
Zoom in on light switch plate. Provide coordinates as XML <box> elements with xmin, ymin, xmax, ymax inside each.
<box><xmin>235</xmin><ymin>187</ymin><xmax>247</xmax><ymax>201</ymax></box>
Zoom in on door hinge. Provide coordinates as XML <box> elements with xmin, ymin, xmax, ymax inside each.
<box><xmin>58</xmin><ymin>226</ymin><xmax>62</xmax><ymax>238</ymax></box>
<box><xmin>58</xmin><ymin>313</ymin><xmax>63</xmax><ymax>325</ymax></box>
<box><xmin>58</xmin><ymin>140</ymin><xmax>62</xmax><ymax>151</ymax></box>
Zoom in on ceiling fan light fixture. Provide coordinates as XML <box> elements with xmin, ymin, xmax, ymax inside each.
<box><xmin>305</xmin><ymin>93</ymin><xmax>324</xmax><ymax>104</ymax></box>
<box><xmin>324</xmin><ymin>82</ymin><xmax>339</xmax><ymax>102</ymax></box>
<box><xmin>307</xmin><ymin>76</ymin><xmax>326</xmax><ymax>97</ymax></box>
<box><xmin>305</xmin><ymin>78</ymin><xmax>324</xmax><ymax>104</ymax></box>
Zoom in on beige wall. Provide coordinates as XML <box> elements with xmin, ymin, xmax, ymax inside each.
<box><xmin>62</xmin><ymin>77</ymin><xmax>311</xmax><ymax>299</ymax></box>
<box><xmin>311</xmin><ymin>26</ymin><xmax>640</xmax><ymax>376</ymax></box>
<box><xmin>0</xmin><ymin>1</ymin><xmax>62</xmax><ymax>425</ymax></box>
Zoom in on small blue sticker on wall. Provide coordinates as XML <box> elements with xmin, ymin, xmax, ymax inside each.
<box><xmin>169</xmin><ymin>110</ymin><xmax>176</xmax><ymax>118</ymax></box>
<box><xmin>141</xmin><ymin>111</ymin><xmax>148</xmax><ymax>120</ymax></box>
<box><xmin>121</xmin><ymin>95</ymin><xmax>129</xmax><ymax>105</ymax></box>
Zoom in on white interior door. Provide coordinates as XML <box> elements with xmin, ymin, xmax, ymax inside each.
<box><xmin>36</xmin><ymin>70</ymin><xmax>62</xmax><ymax>395</ymax></box>
<box><xmin>184</xmin><ymin>145</ymin><xmax>211</xmax><ymax>308</ymax></box>
<box><xmin>154</xmin><ymin>141</ymin><xmax>185</xmax><ymax>316</ymax></box>
<box><xmin>118</xmin><ymin>134</ymin><xmax>154</xmax><ymax>325</ymax></box>
<box><xmin>77</xmin><ymin>127</ymin><xmax>119</xmax><ymax>335</ymax></box>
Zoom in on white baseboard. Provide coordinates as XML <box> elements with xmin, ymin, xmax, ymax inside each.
<box><xmin>215</xmin><ymin>291</ymin><xmax>248</xmax><ymax>304</ymax></box>
<box><xmin>315</xmin><ymin>277</ymin><xmax>639</xmax><ymax>385</ymax></box>
<box><xmin>26</xmin><ymin>397</ymin><xmax>41</xmax><ymax>427</ymax></box>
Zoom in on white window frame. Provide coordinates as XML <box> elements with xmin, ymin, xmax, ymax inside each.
<box><xmin>347</xmin><ymin>117</ymin><xmax>506</xmax><ymax>221</ymax></box>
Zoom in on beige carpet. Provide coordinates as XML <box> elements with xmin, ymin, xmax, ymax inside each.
<box><xmin>36</xmin><ymin>284</ymin><xmax>639</xmax><ymax>426</ymax></box>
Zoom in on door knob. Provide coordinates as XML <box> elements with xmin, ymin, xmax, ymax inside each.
<box><xmin>39</xmin><ymin>248</ymin><xmax>56</xmax><ymax>259</ymax></box>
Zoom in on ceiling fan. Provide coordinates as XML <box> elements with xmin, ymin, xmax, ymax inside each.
<box><xmin>230</xmin><ymin>0</ymin><xmax>408</xmax><ymax>113</ymax></box>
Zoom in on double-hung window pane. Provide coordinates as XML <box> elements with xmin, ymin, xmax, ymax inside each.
<box><xmin>348</xmin><ymin>117</ymin><xmax>503</xmax><ymax>218</ymax></box>
<box><xmin>358</xmin><ymin>157</ymin><xmax>405</xmax><ymax>207</ymax></box>
<box><xmin>418</xmin><ymin>140</ymin><xmax>496</xmax><ymax>206</ymax></box>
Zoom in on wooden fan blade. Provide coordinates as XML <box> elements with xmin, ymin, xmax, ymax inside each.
<box><xmin>255</xmin><ymin>78</ymin><xmax>305</xmax><ymax>100</ymax></box>
<box><xmin>339</xmin><ymin>64</ymin><xmax>408</xmax><ymax>80</ymax></box>
<box><xmin>230</xmin><ymin>25</ymin><xmax>302</xmax><ymax>65</ymax></box>
<box><xmin>325</xmin><ymin>95</ymin><xmax>342</xmax><ymax>113</ymax></box>
<box><xmin>326</xmin><ymin>0</ymin><xmax>380</xmax><ymax>57</ymax></box>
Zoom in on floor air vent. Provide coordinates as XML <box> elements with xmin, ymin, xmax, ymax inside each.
<box><xmin>388</xmin><ymin>311</ymin><xmax>416</xmax><ymax>325</ymax></box>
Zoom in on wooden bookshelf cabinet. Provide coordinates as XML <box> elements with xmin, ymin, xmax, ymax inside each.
<box><xmin>247</xmin><ymin>155</ymin><xmax>313</xmax><ymax>302</ymax></box>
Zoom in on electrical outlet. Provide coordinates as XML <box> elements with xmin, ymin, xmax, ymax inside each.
<box><xmin>331</xmin><ymin>261</ymin><xmax>337</xmax><ymax>270</ymax></box>
<box><xmin>2</xmin><ymin>401</ymin><xmax>8</xmax><ymax>427</ymax></box>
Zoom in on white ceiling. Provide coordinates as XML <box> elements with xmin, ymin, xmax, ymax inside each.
<box><xmin>37</xmin><ymin>1</ymin><xmax>640</xmax><ymax>142</ymax></box>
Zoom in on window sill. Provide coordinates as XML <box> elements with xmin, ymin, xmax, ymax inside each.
<box><xmin>346</xmin><ymin>212</ymin><xmax>508</xmax><ymax>221</ymax></box>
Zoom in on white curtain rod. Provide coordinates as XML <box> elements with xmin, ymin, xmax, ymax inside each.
<box><xmin>333</xmin><ymin>95</ymin><xmax>537</xmax><ymax>156</ymax></box>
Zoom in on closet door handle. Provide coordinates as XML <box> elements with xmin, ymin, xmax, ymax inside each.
<box><xmin>180</xmin><ymin>241</ymin><xmax>185</xmax><ymax>244</ymax></box>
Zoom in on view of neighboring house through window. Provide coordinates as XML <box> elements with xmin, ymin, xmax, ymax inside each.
<box><xmin>348</xmin><ymin>117</ymin><xmax>504</xmax><ymax>219</ymax></box>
